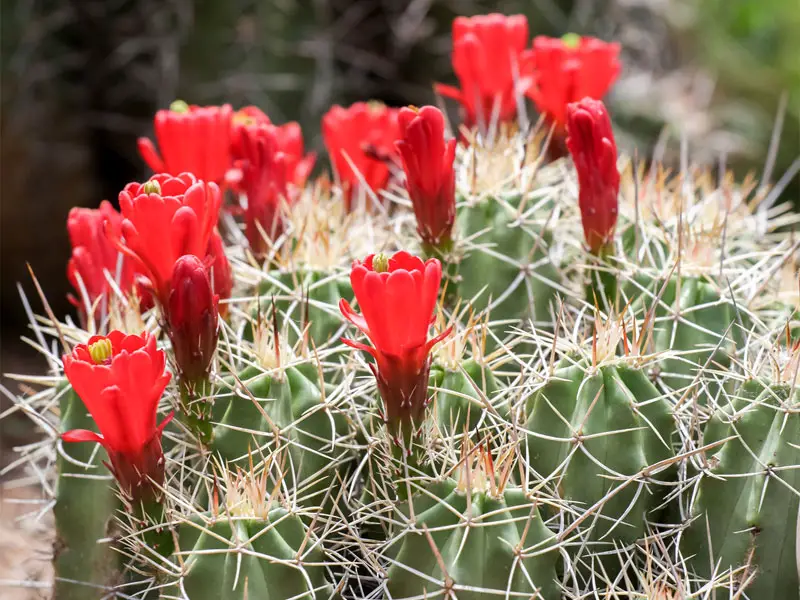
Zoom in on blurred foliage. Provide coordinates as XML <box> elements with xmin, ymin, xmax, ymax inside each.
<box><xmin>675</xmin><ymin>0</ymin><xmax>799</xmax><ymax>174</ymax></box>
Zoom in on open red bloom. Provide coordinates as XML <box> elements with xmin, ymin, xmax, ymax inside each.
<box><xmin>62</xmin><ymin>331</ymin><xmax>172</xmax><ymax>501</ymax></box>
<box><xmin>435</xmin><ymin>13</ymin><xmax>534</xmax><ymax>131</ymax></box>
<box><xmin>137</xmin><ymin>102</ymin><xmax>233</xmax><ymax>185</ymax></box>
<box><xmin>566</xmin><ymin>98</ymin><xmax>620</xmax><ymax>254</ymax></box>
<box><xmin>322</xmin><ymin>102</ymin><xmax>401</xmax><ymax>211</ymax></box>
<box><xmin>339</xmin><ymin>251</ymin><xmax>451</xmax><ymax>444</ymax></box>
<box><xmin>67</xmin><ymin>201</ymin><xmax>153</xmax><ymax>316</ymax></box>
<box><xmin>396</xmin><ymin>106</ymin><xmax>457</xmax><ymax>248</ymax></box>
<box><xmin>167</xmin><ymin>255</ymin><xmax>219</xmax><ymax>385</ymax></box>
<box><xmin>113</xmin><ymin>173</ymin><xmax>222</xmax><ymax>307</ymax></box>
<box><xmin>527</xmin><ymin>35</ymin><xmax>621</xmax><ymax>131</ymax></box>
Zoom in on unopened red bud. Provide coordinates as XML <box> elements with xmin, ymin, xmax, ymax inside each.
<box><xmin>167</xmin><ymin>255</ymin><xmax>219</xmax><ymax>384</ymax></box>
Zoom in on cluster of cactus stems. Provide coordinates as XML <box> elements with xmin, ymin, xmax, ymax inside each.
<box><xmin>4</xmin><ymin>11</ymin><xmax>800</xmax><ymax>600</ymax></box>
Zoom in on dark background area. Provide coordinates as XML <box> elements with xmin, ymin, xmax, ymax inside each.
<box><xmin>1</xmin><ymin>0</ymin><xmax>798</xmax><ymax>447</ymax></box>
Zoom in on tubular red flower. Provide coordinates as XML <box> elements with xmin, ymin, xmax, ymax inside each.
<box><xmin>67</xmin><ymin>201</ymin><xmax>153</xmax><ymax>316</ymax></box>
<box><xmin>167</xmin><ymin>255</ymin><xmax>219</xmax><ymax>385</ymax></box>
<box><xmin>435</xmin><ymin>13</ymin><xmax>534</xmax><ymax>131</ymax></box>
<box><xmin>566</xmin><ymin>98</ymin><xmax>620</xmax><ymax>254</ymax></box>
<box><xmin>396</xmin><ymin>106</ymin><xmax>457</xmax><ymax>248</ymax></box>
<box><xmin>113</xmin><ymin>173</ymin><xmax>222</xmax><ymax>308</ymax></box>
<box><xmin>206</xmin><ymin>230</ymin><xmax>232</xmax><ymax>315</ymax></box>
<box><xmin>62</xmin><ymin>331</ymin><xmax>172</xmax><ymax>501</ymax></box>
<box><xmin>339</xmin><ymin>251</ymin><xmax>451</xmax><ymax>442</ymax></box>
<box><xmin>322</xmin><ymin>102</ymin><xmax>401</xmax><ymax>211</ymax></box>
<box><xmin>527</xmin><ymin>35</ymin><xmax>621</xmax><ymax>132</ymax></box>
<box><xmin>137</xmin><ymin>103</ymin><xmax>233</xmax><ymax>185</ymax></box>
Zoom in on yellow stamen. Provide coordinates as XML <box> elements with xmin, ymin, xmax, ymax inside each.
<box><xmin>170</xmin><ymin>99</ymin><xmax>190</xmax><ymax>114</ymax></box>
<box><xmin>142</xmin><ymin>180</ymin><xmax>161</xmax><ymax>195</ymax></box>
<box><xmin>562</xmin><ymin>33</ymin><xmax>581</xmax><ymax>49</ymax></box>
<box><xmin>372</xmin><ymin>253</ymin><xmax>390</xmax><ymax>273</ymax></box>
<box><xmin>88</xmin><ymin>338</ymin><xmax>113</xmax><ymax>364</ymax></box>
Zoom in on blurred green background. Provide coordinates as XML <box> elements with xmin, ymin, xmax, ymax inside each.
<box><xmin>1</xmin><ymin>0</ymin><xmax>798</xmax><ymax>443</ymax></box>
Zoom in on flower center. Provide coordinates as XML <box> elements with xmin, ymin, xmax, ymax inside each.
<box><xmin>233</xmin><ymin>112</ymin><xmax>257</xmax><ymax>126</ymax></box>
<box><xmin>372</xmin><ymin>252</ymin><xmax>390</xmax><ymax>273</ymax></box>
<box><xmin>170</xmin><ymin>99</ymin><xmax>190</xmax><ymax>114</ymax></box>
<box><xmin>88</xmin><ymin>338</ymin><xmax>113</xmax><ymax>364</ymax></box>
<box><xmin>561</xmin><ymin>32</ymin><xmax>581</xmax><ymax>49</ymax></box>
<box><xmin>142</xmin><ymin>180</ymin><xmax>161</xmax><ymax>195</ymax></box>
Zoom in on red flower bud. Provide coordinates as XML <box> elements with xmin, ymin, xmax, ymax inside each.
<box><xmin>67</xmin><ymin>201</ymin><xmax>153</xmax><ymax>316</ymax></box>
<box><xmin>113</xmin><ymin>173</ymin><xmax>222</xmax><ymax>308</ymax></box>
<box><xmin>167</xmin><ymin>255</ymin><xmax>219</xmax><ymax>385</ymax></box>
<box><xmin>339</xmin><ymin>251</ymin><xmax>451</xmax><ymax>443</ymax></box>
<box><xmin>396</xmin><ymin>106</ymin><xmax>457</xmax><ymax>248</ymax></box>
<box><xmin>62</xmin><ymin>331</ymin><xmax>172</xmax><ymax>502</ymax></box>
<box><xmin>527</xmin><ymin>35</ymin><xmax>621</xmax><ymax>132</ymax></box>
<box><xmin>435</xmin><ymin>14</ymin><xmax>535</xmax><ymax>131</ymax></box>
<box><xmin>566</xmin><ymin>98</ymin><xmax>620</xmax><ymax>254</ymax></box>
<box><xmin>137</xmin><ymin>102</ymin><xmax>233</xmax><ymax>185</ymax></box>
<box><xmin>322</xmin><ymin>102</ymin><xmax>401</xmax><ymax>211</ymax></box>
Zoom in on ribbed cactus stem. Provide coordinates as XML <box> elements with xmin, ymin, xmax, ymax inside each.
<box><xmin>178</xmin><ymin>377</ymin><xmax>214</xmax><ymax>445</ymax></box>
<box><xmin>53</xmin><ymin>385</ymin><xmax>119</xmax><ymax>599</ymax></box>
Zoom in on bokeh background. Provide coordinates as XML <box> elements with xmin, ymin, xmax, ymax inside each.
<box><xmin>1</xmin><ymin>0</ymin><xmax>798</xmax><ymax>447</ymax></box>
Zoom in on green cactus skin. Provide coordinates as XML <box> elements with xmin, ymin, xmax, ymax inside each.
<box><xmin>430</xmin><ymin>358</ymin><xmax>504</xmax><ymax>436</ymax></box>
<box><xmin>456</xmin><ymin>194</ymin><xmax>562</xmax><ymax>332</ymax></box>
<box><xmin>170</xmin><ymin>509</ymin><xmax>334</xmax><ymax>600</ymax></box>
<box><xmin>525</xmin><ymin>361</ymin><xmax>675</xmax><ymax>548</ymax></box>
<box><xmin>250</xmin><ymin>270</ymin><xmax>351</xmax><ymax>347</ymax></box>
<box><xmin>385</xmin><ymin>479</ymin><xmax>560</xmax><ymax>600</ymax></box>
<box><xmin>212</xmin><ymin>362</ymin><xmax>352</xmax><ymax>511</ymax></box>
<box><xmin>682</xmin><ymin>382</ymin><xmax>800</xmax><ymax>599</ymax></box>
<box><xmin>646</xmin><ymin>276</ymin><xmax>738</xmax><ymax>397</ymax></box>
<box><xmin>53</xmin><ymin>384</ymin><xmax>119</xmax><ymax>599</ymax></box>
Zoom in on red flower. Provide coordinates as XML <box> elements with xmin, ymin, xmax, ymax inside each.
<box><xmin>113</xmin><ymin>173</ymin><xmax>222</xmax><ymax>307</ymax></box>
<box><xmin>167</xmin><ymin>255</ymin><xmax>219</xmax><ymax>385</ymax></box>
<box><xmin>237</xmin><ymin>124</ymin><xmax>291</xmax><ymax>257</ymax></box>
<box><xmin>396</xmin><ymin>106</ymin><xmax>457</xmax><ymax>248</ymax></box>
<box><xmin>67</xmin><ymin>201</ymin><xmax>153</xmax><ymax>316</ymax></box>
<box><xmin>527</xmin><ymin>35</ymin><xmax>621</xmax><ymax>131</ymax></box>
<box><xmin>227</xmin><ymin>107</ymin><xmax>316</xmax><ymax>193</ymax></box>
<box><xmin>206</xmin><ymin>230</ymin><xmax>232</xmax><ymax>316</ymax></box>
<box><xmin>62</xmin><ymin>331</ymin><xmax>172</xmax><ymax>501</ymax></box>
<box><xmin>339</xmin><ymin>251</ymin><xmax>451</xmax><ymax>444</ymax></box>
<box><xmin>566</xmin><ymin>98</ymin><xmax>620</xmax><ymax>254</ymax></box>
<box><xmin>230</xmin><ymin>106</ymin><xmax>271</xmax><ymax>160</ymax></box>
<box><xmin>322</xmin><ymin>102</ymin><xmax>401</xmax><ymax>211</ymax></box>
<box><xmin>137</xmin><ymin>101</ymin><xmax>233</xmax><ymax>184</ymax></box>
<box><xmin>435</xmin><ymin>14</ymin><xmax>534</xmax><ymax>131</ymax></box>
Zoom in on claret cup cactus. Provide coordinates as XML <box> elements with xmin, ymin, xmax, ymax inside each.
<box><xmin>5</xmin><ymin>11</ymin><xmax>800</xmax><ymax>600</ymax></box>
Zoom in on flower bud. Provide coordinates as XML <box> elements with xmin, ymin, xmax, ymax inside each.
<box><xmin>566</xmin><ymin>98</ymin><xmax>620</xmax><ymax>255</ymax></box>
<box><xmin>167</xmin><ymin>255</ymin><xmax>219</xmax><ymax>385</ymax></box>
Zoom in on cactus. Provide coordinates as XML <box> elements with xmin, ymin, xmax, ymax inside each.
<box><xmin>384</xmin><ymin>448</ymin><xmax>561</xmax><ymax>600</ymax></box>
<box><xmin>165</xmin><ymin>469</ymin><xmax>336</xmax><ymax>600</ymax></box>
<box><xmin>682</xmin><ymin>375</ymin><xmax>800</xmax><ymax>598</ymax></box>
<box><xmin>53</xmin><ymin>384</ymin><xmax>119</xmax><ymax>599</ymax></box>
<box><xmin>5</xmin><ymin>12</ymin><xmax>800</xmax><ymax>600</ymax></box>
<box><xmin>523</xmin><ymin>318</ymin><xmax>676</xmax><ymax>555</ymax></box>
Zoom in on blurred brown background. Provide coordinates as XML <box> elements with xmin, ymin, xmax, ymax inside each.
<box><xmin>1</xmin><ymin>0</ymin><xmax>798</xmax><ymax>448</ymax></box>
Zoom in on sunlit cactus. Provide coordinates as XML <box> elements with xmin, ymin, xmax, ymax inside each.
<box><xmin>3</xmin><ymin>10</ymin><xmax>800</xmax><ymax>600</ymax></box>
